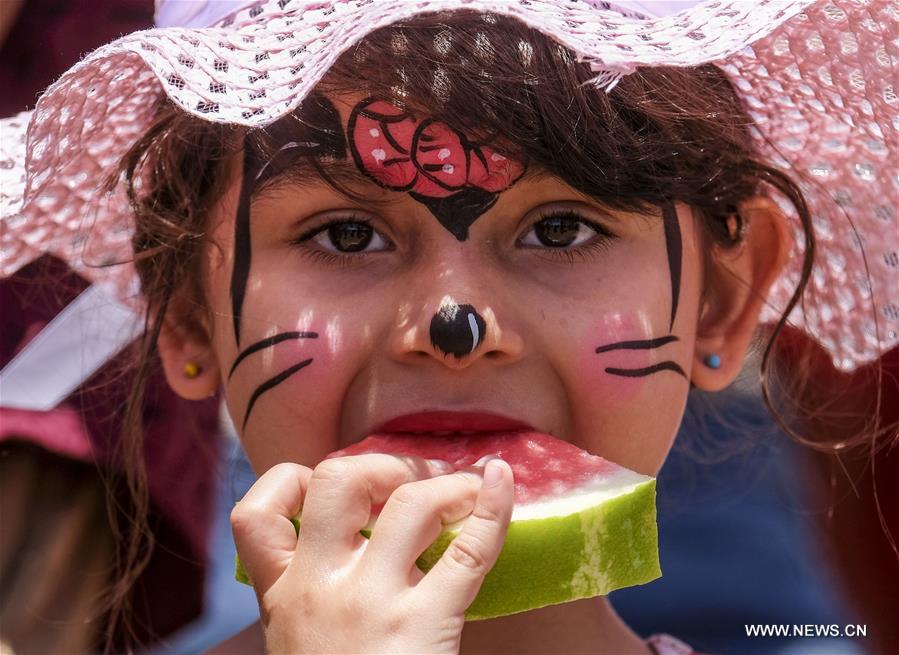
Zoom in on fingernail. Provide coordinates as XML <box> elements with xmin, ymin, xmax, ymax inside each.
<box><xmin>474</xmin><ymin>454</ymin><xmax>498</xmax><ymax>467</ymax></box>
<box><xmin>483</xmin><ymin>459</ymin><xmax>505</xmax><ymax>487</ymax></box>
<box><xmin>427</xmin><ymin>458</ymin><xmax>454</xmax><ymax>474</ymax></box>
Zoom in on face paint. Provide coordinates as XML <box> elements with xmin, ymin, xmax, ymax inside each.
<box><xmin>603</xmin><ymin>358</ymin><xmax>686</xmax><ymax>379</ymax></box>
<box><xmin>230</xmin><ymin>146</ymin><xmax>256</xmax><ymax>346</ymax></box>
<box><xmin>591</xmin><ymin>204</ymin><xmax>687</xmax><ymax>382</ymax></box>
<box><xmin>595</xmin><ymin>335</ymin><xmax>679</xmax><ymax>354</ymax></box>
<box><xmin>226</xmin><ymin>96</ymin><xmax>348</xmax><ymax>429</ymax></box>
<box><xmin>576</xmin><ymin>313</ymin><xmax>646</xmax><ymax>404</ymax></box>
<box><xmin>242</xmin><ymin>358</ymin><xmax>314</xmax><ymax>431</ymax></box>
<box><xmin>199</xmin><ymin>86</ymin><xmax>709</xmax><ymax>483</ymax></box>
<box><xmin>430</xmin><ymin>301</ymin><xmax>487</xmax><ymax>358</ymax></box>
<box><xmin>229</xmin><ymin>93</ymin><xmax>522</xmax><ymax>344</ymax></box>
<box><xmin>661</xmin><ymin>202</ymin><xmax>682</xmax><ymax>332</ymax></box>
<box><xmin>347</xmin><ymin>96</ymin><xmax>526</xmax><ymax>240</ymax></box>
<box><xmin>230</xmin><ymin>93</ymin><xmax>347</xmax><ymax>345</ymax></box>
<box><xmin>594</xmin><ymin>331</ymin><xmax>686</xmax><ymax>381</ymax></box>
<box><xmin>596</xmin><ymin>335</ymin><xmax>684</xmax><ymax>380</ymax></box>
<box><xmin>224</xmin><ymin>331</ymin><xmax>320</xmax><ymax>430</ymax></box>
<box><xmin>229</xmin><ymin>331</ymin><xmax>319</xmax><ymax>379</ymax></box>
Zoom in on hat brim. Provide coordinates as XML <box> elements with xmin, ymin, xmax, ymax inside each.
<box><xmin>1</xmin><ymin>0</ymin><xmax>897</xmax><ymax>371</ymax></box>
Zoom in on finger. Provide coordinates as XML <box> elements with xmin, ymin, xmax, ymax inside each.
<box><xmin>294</xmin><ymin>455</ymin><xmax>453</xmax><ymax>569</ymax></box>
<box><xmin>230</xmin><ymin>462</ymin><xmax>312</xmax><ymax>596</ymax></box>
<box><xmin>361</xmin><ymin>463</ymin><xmax>487</xmax><ymax>585</ymax></box>
<box><xmin>415</xmin><ymin>458</ymin><xmax>514</xmax><ymax>615</ymax></box>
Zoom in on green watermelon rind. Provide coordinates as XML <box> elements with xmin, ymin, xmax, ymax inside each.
<box><xmin>235</xmin><ymin>478</ymin><xmax>659</xmax><ymax>620</ymax></box>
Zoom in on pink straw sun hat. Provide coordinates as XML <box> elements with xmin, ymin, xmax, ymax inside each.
<box><xmin>0</xmin><ymin>0</ymin><xmax>896</xmax><ymax>375</ymax></box>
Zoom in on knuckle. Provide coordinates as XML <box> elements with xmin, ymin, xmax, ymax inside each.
<box><xmin>384</xmin><ymin>611</ymin><xmax>409</xmax><ymax>636</ymax></box>
<box><xmin>472</xmin><ymin>500</ymin><xmax>505</xmax><ymax>525</ymax></box>
<box><xmin>229</xmin><ymin>501</ymin><xmax>266</xmax><ymax>537</ymax></box>
<box><xmin>267</xmin><ymin>461</ymin><xmax>301</xmax><ymax>477</ymax></box>
<box><xmin>310</xmin><ymin>457</ymin><xmax>361</xmax><ymax>493</ymax></box>
<box><xmin>228</xmin><ymin>504</ymin><xmax>244</xmax><ymax>529</ymax></box>
<box><xmin>264</xmin><ymin>586</ymin><xmax>314</xmax><ymax>624</ymax></box>
<box><xmin>453</xmin><ymin>470</ymin><xmax>482</xmax><ymax>489</ymax></box>
<box><xmin>445</xmin><ymin>535</ymin><xmax>489</xmax><ymax>574</ymax></box>
<box><xmin>339</xmin><ymin>589</ymin><xmax>366</xmax><ymax>624</ymax></box>
<box><xmin>310</xmin><ymin>458</ymin><xmax>376</xmax><ymax>507</ymax></box>
<box><xmin>388</xmin><ymin>482</ymin><xmax>433</xmax><ymax>511</ymax></box>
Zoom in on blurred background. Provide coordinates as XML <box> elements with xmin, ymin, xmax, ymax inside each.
<box><xmin>1</xmin><ymin>2</ymin><xmax>896</xmax><ymax>653</ymax></box>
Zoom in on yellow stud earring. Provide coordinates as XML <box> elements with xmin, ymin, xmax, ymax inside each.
<box><xmin>184</xmin><ymin>361</ymin><xmax>202</xmax><ymax>379</ymax></box>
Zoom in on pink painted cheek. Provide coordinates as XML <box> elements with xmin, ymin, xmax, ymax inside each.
<box><xmin>264</xmin><ymin>329</ymin><xmax>336</xmax><ymax>384</ymax></box>
<box><xmin>576</xmin><ymin>313</ymin><xmax>653</xmax><ymax>404</ymax></box>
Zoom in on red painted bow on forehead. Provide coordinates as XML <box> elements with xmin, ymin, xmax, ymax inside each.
<box><xmin>349</xmin><ymin>98</ymin><xmax>525</xmax><ymax>198</ymax></box>
<box><xmin>348</xmin><ymin>97</ymin><xmax>526</xmax><ymax>240</ymax></box>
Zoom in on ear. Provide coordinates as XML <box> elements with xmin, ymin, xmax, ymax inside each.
<box><xmin>692</xmin><ymin>195</ymin><xmax>792</xmax><ymax>391</ymax></box>
<box><xmin>156</xmin><ymin>309</ymin><xmax>221</xmax><ymax>401</ymax></box>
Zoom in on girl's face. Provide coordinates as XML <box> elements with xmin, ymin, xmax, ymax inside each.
<box><xmin>201</xmin><ymin>92</ymin><xmax>705</xmax><ymax>476</ymax></box>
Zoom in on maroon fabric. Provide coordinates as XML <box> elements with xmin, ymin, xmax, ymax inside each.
<box><xmin>0</xmin><ymin>0</ymin><xmax>153</xmax><ymax>115</ymax></box>
<box><xmin>0</xmin><ymin>255</ymin><xmax>220</xmax><ymax>649</ymax></box>
<box><xmin>772</xmin><ymin>325</ymin><xmax>899</xmax><ymax>654</ymax></box>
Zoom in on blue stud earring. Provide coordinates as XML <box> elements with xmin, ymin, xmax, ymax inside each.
<box><xmin>704</xmin><ymin>353</ymin><xmax>722</xmax><ymax>369</ymax></box>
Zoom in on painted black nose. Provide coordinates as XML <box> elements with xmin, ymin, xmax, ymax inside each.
<box><xmin>429</xmin><ymin>302</ymin><xmax>487</xmax><ymax>358</ymax></box>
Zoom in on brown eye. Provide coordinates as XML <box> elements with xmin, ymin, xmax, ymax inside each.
<box><xmin>301</xmin><ymin>218</ymin><xmax>391</xmax><ymax>254</ymax></box>
<box><xmin>520</xmin><ymin>211</ymin><xmax>610</xmax><ymax>249</ymax></box>
<box><xmin>533</xmin><ymin>216</ymin><xmax>581</xmax><ymax>247</ymax></box>
<box><xmin>327</xmin><ymin>222</ymin><xmax>373</xmax><ymax>252</ymax></box>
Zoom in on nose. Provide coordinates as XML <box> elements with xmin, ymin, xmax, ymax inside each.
<box><xmin>430</xmin><ymin>302</ymin><xmax>487</xmax><ymax>358</ymax></box>
<box><xmin>391</xmin><ymin>297</ymin><xmax>524</xmax><ymax>369</ymax></box>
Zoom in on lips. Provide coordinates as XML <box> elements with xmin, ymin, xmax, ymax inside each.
<box><xmin>375</xmin><ymin>411</ymin><xmax>534</xmax><ymax>435</ymax></box>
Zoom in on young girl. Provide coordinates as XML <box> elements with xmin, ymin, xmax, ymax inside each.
<box><xmin>1</xmin><ymin>0</ymin><xmax>896</xmax><ymax>653</ymax></box>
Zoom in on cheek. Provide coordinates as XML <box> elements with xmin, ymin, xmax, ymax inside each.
<box><xmin>241</xmin><ymin>318</ymin><xmax>347</xmax><ymax>415</ymax></box>
<box><xmin>264</xmin><ymin>328</ymin><xmax>337</xmax><ymax>379</ymax></box>
<box><xmin>226</xmin><ymin>320</ymin><xmax>348</xmax><ymax>468</ymax></box>
<box><xmin>575</xmin><ymin>312</ymin><xmax>654</xmax><ymax>404</ymax></box>
<box><xmin>224</xmin><ymin>321</ymin><xmax>345</xmax><ymax>434</ymax></box>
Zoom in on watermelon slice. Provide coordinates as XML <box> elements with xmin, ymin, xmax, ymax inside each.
<box><xmin>235</xmin><ymin>431</ymin><xmax>660</xmax><ymax>620</ymax></box>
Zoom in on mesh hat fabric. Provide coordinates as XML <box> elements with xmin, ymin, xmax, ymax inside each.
<box><xmin>0</xmin><ymin>0</ymin><xmax>896</xmax><ymax>372</ymax></box>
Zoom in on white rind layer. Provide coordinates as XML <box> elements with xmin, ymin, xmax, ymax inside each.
<box><xmin>367</xmin><ymin>466</ymin><xmax>652</xmax><ymax>533</ymax></box>
<box><xmin>510</xmin><ymin>467</ymin><xmax>652</xmax><ymax>520</ymax></box>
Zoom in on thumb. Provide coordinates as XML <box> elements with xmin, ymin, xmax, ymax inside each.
<box><xmin>417</xmin><ymin>457</ymin><xmax>514</xmax><ymax>615</ymax></box>
<box><xmin>230</xmin><ymin>463</ymin><xmax>310</xmax><ymax>598</ymax></box>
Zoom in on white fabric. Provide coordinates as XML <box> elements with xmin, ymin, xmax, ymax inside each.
<box><xmin>0</xmin><ymin>285</ymin><xmax>140</xmax><ymax>411</ymax></box>
<box><xmin>153</xmin><ymin>0</ymin><xmax>699</xmax><ymax>29</ymax></box>
<box><xmin>155</xmin><ymin>0</ymin><xmax>250</xmax><ymax>28</ymax></box>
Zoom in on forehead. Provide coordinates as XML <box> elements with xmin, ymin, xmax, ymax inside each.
<box><xmin>251</xmin><ymin>90</ymin><xmax>542</xmax><ymax>196</ymax></box>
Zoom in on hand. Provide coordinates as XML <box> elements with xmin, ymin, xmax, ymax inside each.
<box><xmin>230</xmin><ymin>453</ymin><xmax>514</xmax><ymax>654</ymax></box>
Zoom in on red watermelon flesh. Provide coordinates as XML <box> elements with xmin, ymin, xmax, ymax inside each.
<box><xmin>327</xmin><ymin>430</ymin><xmax>620</xmax><ymax>506</ymax></box>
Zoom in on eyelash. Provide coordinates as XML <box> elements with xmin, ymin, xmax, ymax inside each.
<box><xmin>289</xmin><ymin>212</ymin><xmax>380</xmax><ymax>269</ymax></box>
<box><xmin>521</xmin><ymin>209</ymin><xmax>619</xmax><ymax>264</ymax></box>
<box><xmin>288</xmin><ymin>209</ymin><xmax>619</xmax><ymax>267</ymax></box>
